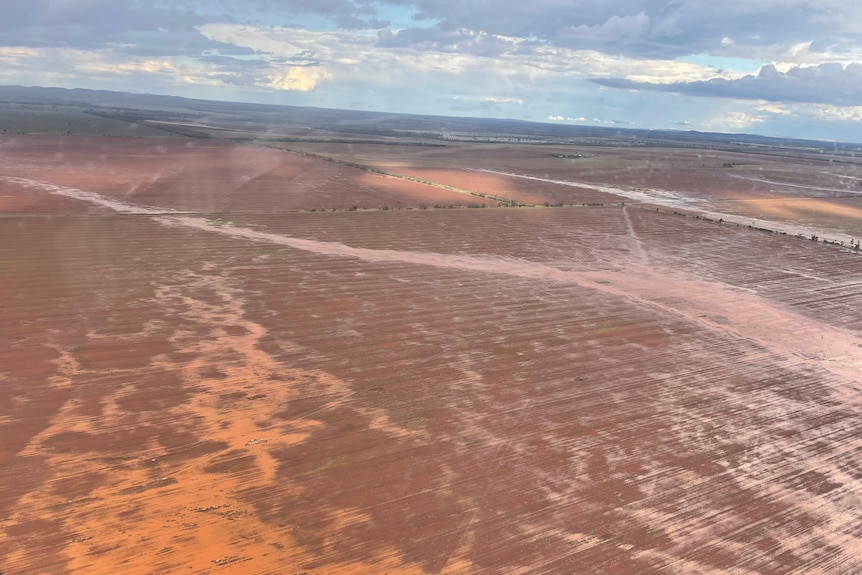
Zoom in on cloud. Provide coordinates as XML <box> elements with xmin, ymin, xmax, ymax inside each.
<box><xmin>198</xmin><ymin>54</ymin><xmax>272</xmax><ymax>67</ymax></box>
<box><xmin>547</xmin><ymin>115</ymin><xmax>586</xmax><ymax>122</ymax></box>
<box><xmin>484</xmin><ymin>96</ymin><xmax>524</xmax><ymax>105</ymax></box>
<box><xmin>563</xmin><ymin>12</ymin><xmax>652</xmax><ymax>43</ymax></box>
<box><xmin>199</xmin><ymin>22</ymin><xmax>733</xmax><ymax>102</ymax></box>
<box><xmin>712</xmin><ymin>111</ymin><xmax>766</xmax><ymax>129</ymax></box>
<box><xmin>4</xmin><ymin>1</ymin><xmax>862</xmax><ymax>69</ymax></box>
<box><xmin>807</xmin><ymin>104</ymin><xmax>862</xmax><ymax>122</ymax></box>
<box><xmin>547</xmin><ymin>115</ymin><xmax>626</xmax><ymax>124</ymax></box>
<box><xmin>377</xmin><ymin>1</ymin><xmax>862</xmax><ymax>60</ymax></box>
<box><xmin>263</xmin><ymin>66</ymin><xmax>329</xmax><ymax>91</ymax></box>
<box><xmin>592</xmin><ymin>62</ymin><xmax>862</xmax><ymax>106</ymax></box>
<box><xmin>236</xmin><ymin>0</ymin><xmax>389</xmax><ymax>29</ymax></box>
<box><xmin>446</xmin><ymin>95</ymin><xmax>524</xmax><ymax>112</ymax></box>
<box><xmin>0</xmin><ymin>0</ymin><xmax>247</xmax><ymax>57</ymax></box>
<box><xmin>756</xmin><ymin>102</ymin><xmax>790</xmax><ymax>115</ymax></box>
<box><xmin>377</xmin><ymin>27</ymin><xmax>524</xmax><ymax>58</ymax></box>
<box><xmin>553</xmin><ymin>11</ymin><xmax>666</xmax><ymax>55</ymax></box>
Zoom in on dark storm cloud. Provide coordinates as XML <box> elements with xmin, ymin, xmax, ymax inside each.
<box><xmin>592</xmin><ymin>63</ymin><xmax>862</xmax><ymax>107</ymax></box>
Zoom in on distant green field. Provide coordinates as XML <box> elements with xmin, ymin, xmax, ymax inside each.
<box><xmin>0</xmin><ymin>106</ymin><xmax>179</xmax><ymax>137</ymax></box>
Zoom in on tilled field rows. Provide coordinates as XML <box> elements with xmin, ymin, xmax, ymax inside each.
<box><xmin>229</xmin><ymin>206</ymin><xmax>862</xmax><ymax>331</ymax></box>
<box><xmin>3</xmin><ymin>200</ymin><xmax>862</xmax><ymax>573</ymax></box>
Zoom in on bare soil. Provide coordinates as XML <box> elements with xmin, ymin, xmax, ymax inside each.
<box><xmin>3</xmin><ymin>135</ymin><xmax>862</xmax><ymax>574</ymax></box>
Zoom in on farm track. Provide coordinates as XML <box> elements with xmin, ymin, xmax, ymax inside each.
<box><xmin>3</xmin><ymin>136</ymin><xmax>862</xmax><ymax>574</ymax></box>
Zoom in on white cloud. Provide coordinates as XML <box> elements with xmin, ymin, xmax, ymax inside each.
<box><xmin>808</xmin><ymin>104</ymin><xmax>862</xmax><ymax>122</ymax></box>
<box><xmin>200</xmin><ymin>23</ymin><xmax>734</xmax><ymax>92</ymax></box>
<box><xmin>703</xmin><ymin>111</ymin><xmax>766</xmax><ymax>130</ymax></box>
<box><xmin>78</xmin><ymin>57</ymin><xmax>178</xmax><ymax>76</ymax></box>
<box><xmin>264</xmin><ymin>67</ymin><xmax>330</xmax><ymax>91</ymax></box>
<box><xmin>0</xmin><ymin>46</ymin><xmax>39</xmax><ymax>62</ymax></box>
<box><xmin>483</xmin><ymin>96</ymin><xmax>524</xmax><ymax>105</ymax></box>
<box><xmin>756</xmin><ymin>102</ymin><xmax>790</xmax><ymax>115</ymax></box>
<box><xmin>547</xmin><ymin>115</ymin><xmax>623</xmax><ymax>124</ymax></box>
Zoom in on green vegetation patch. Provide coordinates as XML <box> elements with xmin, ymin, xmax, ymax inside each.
<box><xmin>0</xmin><ymin>105</ymin><xmax>178</xmax><ymax>137</ymax></box>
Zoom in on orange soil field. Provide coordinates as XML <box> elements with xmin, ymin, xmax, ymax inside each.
<box><xmin>286</xmin><ymin>141</ymin><xmax>862</xmax><ymax>236</ymax></box>
<box><xmin>0</xmin><ymin>136</ymin><xmax>494</xmax><ymax>213</ymax></box>
<box><xmin>3</xmin><ymin>135</ymin><xmax>862</xmax><ymax>574</ymax></box>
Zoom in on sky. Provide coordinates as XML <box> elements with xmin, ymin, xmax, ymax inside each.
<box><xmin>2</xmin><ymin>1</ymin><xmax>862</xmax><ymax>142</ymax></box>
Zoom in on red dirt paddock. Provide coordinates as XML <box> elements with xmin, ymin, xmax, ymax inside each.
<box><xmin>2</xmin><ymin>135</ymin><xmax>862</xmax><ymax>574</ymax></box>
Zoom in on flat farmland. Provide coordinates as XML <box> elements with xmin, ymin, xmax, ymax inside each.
<box><xmin>3</xmin><ymin>133</ymin><xmax>862</xmax><ymax>574</ymax></box>
<box><xmin>0</xmin><ymin>107</ymin><xmax>177</xmax><ymax>138</ymax></box>
<box><xmin>285</xmin><ymin>141</ymin><xmax>862</xmax><ymax>238</ymax></box>
<box><xmin>0</xmin><ymin>136</ymin><xmax>494</xmax><ymax>213</ymax></box>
